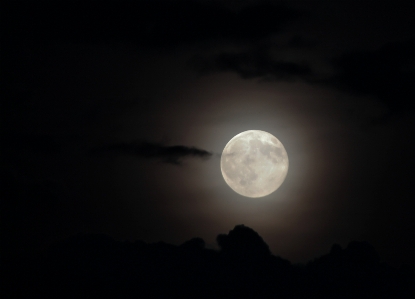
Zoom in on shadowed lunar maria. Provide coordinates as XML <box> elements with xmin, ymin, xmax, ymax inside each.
<box><xmin>221</xmin><ymin>130</ymin><xmax>289</xmax><ymax>198</ymax></box>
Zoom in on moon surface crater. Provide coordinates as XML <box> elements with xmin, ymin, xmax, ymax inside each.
<box><xmin>221</xmin><ymin>130</ymin><xmax>289</xmax><ymax>198</ymax></box>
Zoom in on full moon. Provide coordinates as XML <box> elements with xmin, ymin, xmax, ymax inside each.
<box><xmin>221</xmin><ymin>130</ymin><xmax>289</xmax><ymax>198</ymax></box>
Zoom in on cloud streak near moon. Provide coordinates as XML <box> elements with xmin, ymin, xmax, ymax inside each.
<box><xmin>90</xmin><ymin>141</ymin><xmax>213</xmax><ymax>165</ymax></box>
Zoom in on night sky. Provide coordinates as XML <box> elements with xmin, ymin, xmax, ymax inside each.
<box><xmin>3</xmin><ymin>0</ymin><xmax>415</xmax><ymax>267</ymax></box>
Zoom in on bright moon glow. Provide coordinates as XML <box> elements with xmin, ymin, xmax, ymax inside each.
<box><xmin>221</xmin><ymin>130</ymin><xmax>289</xmax><ymax>198</ymax></box>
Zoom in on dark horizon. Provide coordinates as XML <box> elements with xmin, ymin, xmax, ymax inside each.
<box><xmin>4</xmin><ymin>225</ymin><xmax>415</xmax><ymax>298</ymax></box>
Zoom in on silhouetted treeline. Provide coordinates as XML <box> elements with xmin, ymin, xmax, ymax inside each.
<box><xmin>3</xmin><ymin>225</ymin><xmax>414</xmax><ymax>299</ymax></box>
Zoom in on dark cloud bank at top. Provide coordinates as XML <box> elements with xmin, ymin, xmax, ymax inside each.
<box><xmin>3</xmin><ymin>0</ymin><xmax>413</xmax><ymax>117</ymax></box>
<box><xmin>194</xmin><ymin>38</ymin><xmax>415</xmax><ymax>121</ymax></box>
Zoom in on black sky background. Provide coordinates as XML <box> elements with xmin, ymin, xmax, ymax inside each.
<box><xmin>2</xmin><ymin>0</ymin><xmax>415</xmax><ymax>267</ymax></box>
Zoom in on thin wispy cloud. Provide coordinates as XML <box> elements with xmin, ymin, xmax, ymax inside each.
<box><xmin>90</xmin><ymin>141</ymin><xmax>213</xmax><ymax>165</ymax></box>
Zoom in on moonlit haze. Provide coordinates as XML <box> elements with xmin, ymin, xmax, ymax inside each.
<box><xmin>3</xmin><ymin>1</ymin><xmax>415</xmax><ymax>283</ymax></box>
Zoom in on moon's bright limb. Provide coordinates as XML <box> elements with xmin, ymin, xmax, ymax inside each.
<box><xmin>221</xmin><ymin>130</ymin><xmax>289</xmax><ymax>198</ymax></box>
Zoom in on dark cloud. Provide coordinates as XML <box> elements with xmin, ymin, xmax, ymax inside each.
<box><xmin>192</xmin><ymin>50</ymin><xmax>312</xmax><ymax>80</ymax></box>
<box><xmin>3</xmin><ymin>0</ymin><xmax>304</xmax><ymax>47</ymax></box>
<box><xmin>328</xmin><ymin>39</ymin><xmax>415</xmax><ymax>119</ymax></box>
<box><xmin>90</xmin><ymin>141</ymin><xmax>213</xmax><ymax>165</ymax></box>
